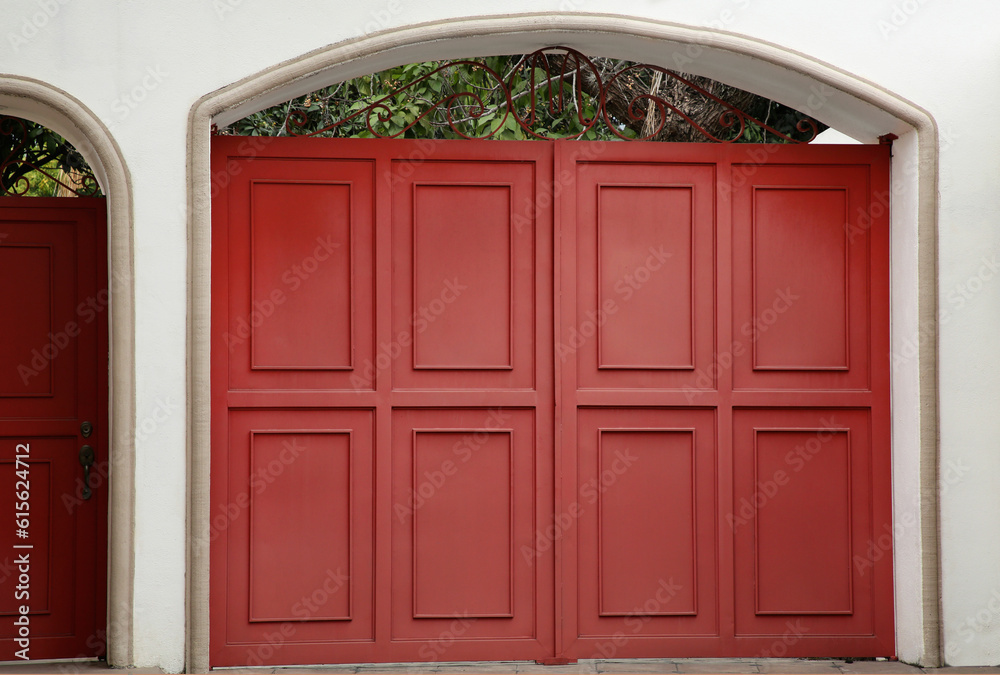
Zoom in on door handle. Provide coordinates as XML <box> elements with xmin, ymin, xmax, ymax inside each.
<box><xmin>79</xmin><ymin>445</ymin><xmax>95</xmax><ymax>500</ymax></box>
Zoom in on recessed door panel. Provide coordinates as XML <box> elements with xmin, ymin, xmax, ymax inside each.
<box><xmin>225</xmin><ymin>408</ymin><xmax>375</xmax><ymax>645</ymax></box>
<box><xmin>390</xmin><ymin>407</ymin><xmax>538</xmax><ymax>641</ymax></box>
<box><xmin>732</xmin><ymin>164</ymin><xmax>873</xmax><ymax>391</ymax></box>
<box><xmin>574</xmin><ymin>162</ymin><xmax>716</xmax><ymax>392</ymax></box>
<box><xmin>390</xmin><ymin>161</ymin><xmax>537</xmax><ymax>391</ymax></box>
<box><xmin>575</xmin><ymin>408</ymin><xmax>718</xmax><ymax>640</ymax></box>
<box><xmin>226</xmin><ymin>158</ymin><xmax>376</xmax><ymax>392</ymax></box>
<box><xmin>732</xmin><ymin>408</ymin><xmax>876</xmax><ymax>637</ymax></box>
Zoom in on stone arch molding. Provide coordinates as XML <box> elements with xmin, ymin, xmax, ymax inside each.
<box><xmin>188</xmin><ymin>12</ymin><xmax>941</xmax><ymax>672</ymax></box>
<box><xmin>0</xmin><ymin>75</ymin><xmax>136</xmax><ymax>667</ymax></box>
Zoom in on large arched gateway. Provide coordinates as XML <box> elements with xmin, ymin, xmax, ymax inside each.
<box><xmin>188</xmin><ymin>17</ymin><xmax>939</xmax><ymax>671</ymax></box>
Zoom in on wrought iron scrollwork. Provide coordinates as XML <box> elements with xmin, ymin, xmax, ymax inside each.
<box><xmin>285</xmin><ymin>46</ymin><xmax>819</xmax><ymax>143</ymax></box>
<box><xmin>0</xmin><ymin>115</ymin><xmax>101</xmax><ymax>197</ymax></box>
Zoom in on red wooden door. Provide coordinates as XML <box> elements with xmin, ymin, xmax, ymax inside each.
<box><xmin>211</xmin><ymin>137</ymin><xmax>892</xmax><ymax>666</ymax></box>
<box><xmin>0</xmin><ymin>198</ymin><xmax>108</xmax><ymax>660</ymax></box>
<box><xmin>211</xmin><ymin>138</ymin><xmax>553</xmax><ymax>666</ymax></box>
<box><xmin>558</xmin><ymin>142</ymin><xmax>892</xmax><ymax>659</ymax></box>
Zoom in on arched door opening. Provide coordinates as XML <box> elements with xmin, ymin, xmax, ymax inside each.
<box><xmin>0</xmin><ymin>81</ymin><xmax>136</xmax><ymax>670</ymax></box>
<box><xmin>0</xmin><ymin>114</ymin><xmax>108</xmax><ymax>662</ymax></box>
<box><xmin>189</xmin><ymin>17</ymin><xmax>939</xmax><ymax>672</ymax></box>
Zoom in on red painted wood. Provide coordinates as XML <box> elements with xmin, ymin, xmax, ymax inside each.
<box><xmin>0</xmin><ymin>198</ymin><xmax>108</xmax><ymax>659</ymax></box>
<box><xmin>730</xmin><ymin>163</ymin><xmax>875</xmax><ymax>390</ymax></box>
<box><xmin>211</xmin><ymin>137</ymin><xmax>892</xmax><ymax>666</ymax></box>
<box><xmin>572</xmin><ymin>160</ymin><xmax>716</xmax><ymax>391</ymax></box>
<box><xmin>558</xmin><ymin>143</ymin><xmax>892</xmax><ymax>659</ymax></box>
<box><xmin>574</xmin><ymin>408</ymin><xmax>718</xmax><ymax>641</ymax></box>
<box><xmin>211</xmin><ymin>138</ymin><xmax>554</xmax><ymax>667</ymax></box>
<box><xmin>223</xmin><ymin>155</ymin><xmax>376</xmax><ymax>391</ymax></box>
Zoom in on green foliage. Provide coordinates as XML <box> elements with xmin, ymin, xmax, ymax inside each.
<box><xmin>0</xmin><ymin>117</ymin><xmax>100</xmax><ymax>197</ymax></box>
<box><xmin>19</xmin><ymin>161</ymin><xmax>64</xmax><ymax>197</ymax></box>
<box><xmin>220</xmin><ymin>55</ymin><xmax>621</xmax><ymax>141</ymax></box>
<box><xmin>218</xmin><ymin>54</ymin><xmax>821</xmax><ymax>144</ymax></box>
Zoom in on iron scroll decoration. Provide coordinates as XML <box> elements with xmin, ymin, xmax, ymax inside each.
<box><xmin>0</xmin><ymin>115</ymin><xmax>101</xmax><ymax>196</ymax></box>
<box><xmin>285</xmin><ymin>46</ymin><xmax>819</xmax><ymax>143</ymax></box>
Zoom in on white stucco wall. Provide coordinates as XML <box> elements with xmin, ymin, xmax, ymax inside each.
<box><xmin>1</xmin><ymin>2</ymin><xmax>998</xmax><ymax>671</ymax></box>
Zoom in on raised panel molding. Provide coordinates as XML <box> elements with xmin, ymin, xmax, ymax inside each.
<box><xmin>249</xmin><ymin>180</ymin><xmax>354</xmax><ymax>370</ymax></box>
<box><xmin>597</xmin><ymin>185</ymin><xmax>694</xmax><ymax>370</ymax></box>
<box><xmin>751</xmin><ymin>187</ymin><xmax>849</xmax><ymax>371</ymax></box>
<box><xmin>411</xmin><ymin>429</ymin><xmax>514</xmax><ymax>618</ymax></box>
<box><xmin>752</xmin><ymin>428</ymin><xmax>853</xmax><ymax>615</ymax></box>
<box><xmin>249</xmin><ymin>430</ymin><xmax>353</xmax><ymax>622</ymax></box>
<box><xmin>412</xmin><ymin>183</ymin><xmax>513</xmax><ymax>370</ymax></box>
<box><xmin>0</xmin><ymin>245</ymin><xmax>54</xmax><ymax>396</ymax></box>
<box><xmin>597</xmin><ymin>429</ymin><xmax>697</xmax><ymax>616</ymax></box>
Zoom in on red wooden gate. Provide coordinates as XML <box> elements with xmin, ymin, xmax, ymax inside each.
<box><xmin>0</xmin><ymin>197</ymin><xmax>108</xmax><ymax>660</ymax></box>
<box><xmin>210</xmin><ymin>137</ymin><xmax>892</xmax><ymax>666</ymax></box>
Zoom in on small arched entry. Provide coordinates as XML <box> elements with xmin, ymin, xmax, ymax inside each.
<box><xmin>0</xmin><ymin>114</ymin><xmax>107</xmax><ymax>661</ymax></box>
<box><xmin>0</xmin><ymin>79</ymin><xmax>136</xmax><ymax>668</ymax></box>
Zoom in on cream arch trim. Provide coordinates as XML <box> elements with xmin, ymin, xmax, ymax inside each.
<box><xmin>187</xmin><ymin>13</ymin><xmax>940</xmax><ymax>672</ymax></box>
<box><xmin>0</xmin><ymin>74</ymin><xmax>136</xmax><ymax>668</ymax></box>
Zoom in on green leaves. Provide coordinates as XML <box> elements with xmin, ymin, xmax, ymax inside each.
<box><xmin>0</xmin><ymin>117</ymin><xmax>101</xmax><ymax>197</ymax></box>
<box><xmin>223</xmin><ymin>55</ymin><xmax>619</xmax><ymax>142</ymax></box>
<box><xmin>217</xmin><ymin>52</ymin><xmax>821</xmax><ymax>144</ymax></box>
